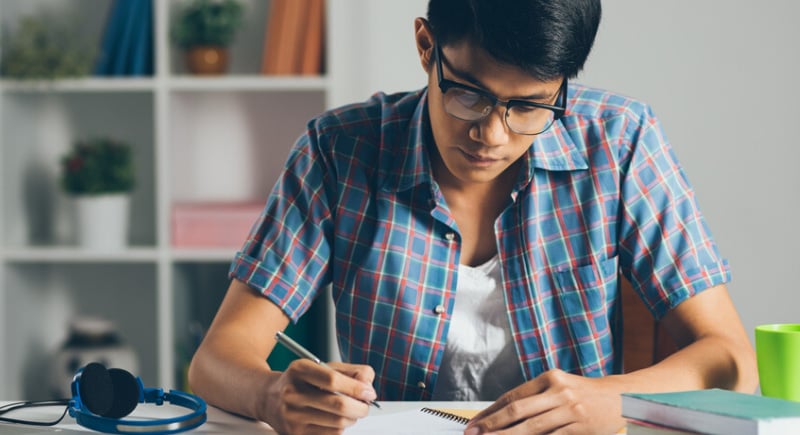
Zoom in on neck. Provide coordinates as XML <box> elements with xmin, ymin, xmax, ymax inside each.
<box><xmin>431</xmin><ymin>150</ymin><xmax>520</xmax><ymax>198</ymax></box>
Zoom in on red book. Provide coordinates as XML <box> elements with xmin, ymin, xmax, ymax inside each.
<box><xmin>171</xmin><ymin>202</ymin><xmax>263</xmax><ymax>248</ymax></box>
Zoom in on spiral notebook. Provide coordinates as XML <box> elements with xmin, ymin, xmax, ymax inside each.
<box><xmin>346</xmin><ymin>407</ymin><xmax>481</xmax><ymax>434</ymax></box>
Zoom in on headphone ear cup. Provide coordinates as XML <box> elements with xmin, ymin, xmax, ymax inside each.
<box><xmin>104</xmin><ymin>368</ymin><xmax>140</xmax><ymax>419</ymax></box>
<box><xmin>77</xmin><ymin>362</ymin><xmax>114</xmax><ymax>417</ymax></box>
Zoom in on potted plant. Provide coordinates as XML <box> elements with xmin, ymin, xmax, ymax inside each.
<box><xmin>171</xmin><ymin>0</ymin><xmax>244</xmax><ymax>75</ymax></box>
<box><xmin>1</xmin><ymin>15</ymin><xmax>95</xmax><ymax>80</ymax></box>
<box><xmin>60</xmin><ymin>137</ymin><xmax>135</xmax><ymax>249</ymax></box>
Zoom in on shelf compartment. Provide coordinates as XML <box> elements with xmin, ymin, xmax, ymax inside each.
<box><xmin>171</xmin><ymin>261</ymin><xmax>230</xmax><ymax>391</ymax></box>
<box><xmin>171</xmin><ymin>261</ymin><xmax>331</xmax><ymax>391</ymax></box>
<box><xmin>1</xmin><ymin>92</ymin><xmax>157</xmax><ymax>249</ymax></box>
<box><xmin>2</xmin><ymin>262</ymin><xmax>158</xmax><ymax>400</ymax></box>
<box><xmin>0</xmin><ymin>0</ymin><xmax>153</xmax><ymax>81</ymax></box>
<box><xmin>168</xmin><ymin>0</ymin><xmax>270</xmax><ymax>77</ymax></box>
<box><xmin>168</xmin><ymin>90</ymin><xmax>324</xmax><ymax>203</ymax></box>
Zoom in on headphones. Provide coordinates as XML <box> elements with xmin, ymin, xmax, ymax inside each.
<box><xmin>67</xmin><ymin>362</ymin><xmax>207</xmax><ymax>434</ymax></box>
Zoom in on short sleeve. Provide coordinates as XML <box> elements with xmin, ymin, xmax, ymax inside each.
<box><xmin>228</xmin><ymin>124</ymin><xmax>336</xmax><ymax>323</ymax></box>
<box><xmin>618</xmin><ymin>105</ymin><xmax>730</xmax><ymax>319</ymax></box>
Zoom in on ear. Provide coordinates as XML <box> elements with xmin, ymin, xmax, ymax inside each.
<box><xmin>414</xmin><ymin>17</ymin><xmax>435</xmax><ymax>73</ymax></box>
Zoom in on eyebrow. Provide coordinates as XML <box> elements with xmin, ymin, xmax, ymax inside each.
<box><xmin>443</xmin><ymin>57</ymin><xmax>556</xmax><ymax>101</ymax></box>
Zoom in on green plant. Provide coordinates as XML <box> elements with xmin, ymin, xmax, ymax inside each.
<box><xmin>171</xmin><ymin>0</ymin><xmax>244</xmax><ymax>48</ymax></box>
<box><xmin>0</xmin><ymin>15</ymin><xmax>95</xmax><ymax>80</ymax></box>
<box><xmin>61</xmin><ymin>137</ymin><xmax>135</xmax><ymax>195</ymax></box>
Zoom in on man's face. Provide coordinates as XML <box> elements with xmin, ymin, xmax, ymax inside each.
<box><xmin>425</xmin><ymin>40</ymin><xmax>564</xmax><ymax>188</ymax></box>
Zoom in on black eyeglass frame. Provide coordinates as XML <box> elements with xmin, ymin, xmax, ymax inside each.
<box><xmin>434</xmin><ymin>43</ymin><xmax>568</xmax><ymax>136</ymax></box>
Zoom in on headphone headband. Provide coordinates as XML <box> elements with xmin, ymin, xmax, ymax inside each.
<box><xmin>69</xmin><ymin>363</ymin><xmax>207</xmax><ymax>434</ymax></box>
<box><xmin>71</xmin><ymin>389</ymin><xmax>206</xmax><ymax>435</ymax></box>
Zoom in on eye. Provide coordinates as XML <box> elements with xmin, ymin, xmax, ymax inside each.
<box><xmin>512</xmin><ymin>104</ymin><xmax>538</xmax><ymax>114</ymax></box>
<box><xmin>453</xmin><ymin>91</ymin><xmax>483</xmax><ymax>108</ymax></box>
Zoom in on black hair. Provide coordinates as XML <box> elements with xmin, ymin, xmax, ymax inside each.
<box><xmin>427</xmin><ymin>0</ymin><xmax>601</xmax><ymax>80</ymax></box>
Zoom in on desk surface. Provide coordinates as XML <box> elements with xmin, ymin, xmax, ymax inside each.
<box><xmin>0</xmin><ymin>401</ymin><xmax>491</xmax><ymax>434</ymax></box>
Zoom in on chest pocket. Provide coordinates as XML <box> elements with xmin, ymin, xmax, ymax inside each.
<box><xmin>553</xmin><ymin>256</ymin><xmax>619</xmax><ymax>376</ymax></box>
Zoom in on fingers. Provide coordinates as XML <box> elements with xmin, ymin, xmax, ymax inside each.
<box><xmin>290</xmin><ymin>380</ymin><xmax>371</xmax><ymax>417</ymax></box>
<box><xmin>468</xmin><ymin>391</ymin><xmax>561</xmax><ymax>434</ymax></box>
<box><xmin>286</xmin><ymin>359</ymin><xmax>377</xmax><ymax>403</ymax></box>
<box><xmin>273</xmin><ymin>362</ymin><xmax>375</xmax><ymax>434</ymax></box>
<box><xmin>327</xmin><ymin>361</ymin><xmax>376</xmax><ymax>384</ymax></box>
<box><xmin>282</xmin><ymin>390</ymin><xmax>363</xmax><ymax>428</ymax></box>
<box><xmin>469</xmin><ymin>375</ymin><xmax>548</xmax><ymax>422</ymax></box>
<box><xmin>300</xmin><ymin>360</ymin><xmax>377</xmax><ymax>402</ymax></box>
<box><xmin>467</xmin><ymin>401</ymin><xmax>577</xmax><ymax>435</ymax></box>
<box><xmin>279</xmin><ymin>400</ymin><xmax>361</xmax><ymax>434</ymax></box>
<box><xmin>265</xmin><ymin>360</ymin><xmax>379</xmax><ymax>434</ymax></box>
<box><xmin>466</xmin><ymin>370</ymin><xmax>586</xmax><ymax>435</ymax></box>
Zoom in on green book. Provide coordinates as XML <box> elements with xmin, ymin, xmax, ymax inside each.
<box><xmin>621</xmin><ymin>389</ymin><xmax>800</xmax><ymax>434</ymax></box>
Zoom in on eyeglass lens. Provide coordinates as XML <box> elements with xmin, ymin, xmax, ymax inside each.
<box><xmin>442</xmin><ymin>87</ymin><xmax>556</xmax><ymax>135</ymax></box>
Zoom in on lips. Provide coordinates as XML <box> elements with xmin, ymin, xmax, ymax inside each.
<box><xmin>459</xmin><ymin>148</ymin><xmax>501</xmax><ymax>163</ymax></box>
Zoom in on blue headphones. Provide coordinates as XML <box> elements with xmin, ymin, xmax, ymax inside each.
<box><xmin>68</xmin><ymin>362</ymin><xmax>206</xmax><ymax>434</ymax></box>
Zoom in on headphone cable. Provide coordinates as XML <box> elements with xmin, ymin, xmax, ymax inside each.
<box><xmin>0</xmin><ymin>399</ymin><xmax>70</xmax><ymax>426</ymax></box>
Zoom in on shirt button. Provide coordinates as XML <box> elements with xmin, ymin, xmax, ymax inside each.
<box><xmin>433</xmin><ymin>304</ymin><xmax>445</xmax><ymax>314</ymax></box>
<box><xmin>417</xmin><ymin>381</ymin><xmax>426</xmax><ymax>389</ymax></box>
<box><xmin>444</xmin><ymin>232</ymin><xmax>456</xmax><ymax>241</ymax></box>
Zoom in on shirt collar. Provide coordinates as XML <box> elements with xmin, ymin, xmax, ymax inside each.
<box><xmin>383</xmin><ymin>88</ymin><xmax>588</xmax><ymax>193</ymax></box>
<box><xmin>382</xmin><ymin>89</ymin><xmax>435</xmax><ymax>192</ymax></box>
<box><xmin>526</xmin><ymin>113</ymin><xmax>590</xmax><ymax>172</ymax></box>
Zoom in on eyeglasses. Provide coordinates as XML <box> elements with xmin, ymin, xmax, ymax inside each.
<box><xmin>434</xmin><ymin>43</ymin><xmax>567</xmax><ymax>136</ymax></box>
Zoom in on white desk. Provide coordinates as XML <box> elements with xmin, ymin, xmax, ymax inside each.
<box><xmin>0</xmin><ymin>401</ymin><xmax>491</xmax><ymax>434</ymax></box>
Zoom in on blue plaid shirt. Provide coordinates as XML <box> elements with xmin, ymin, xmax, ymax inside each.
<box><xmin>230</xmin><ymin>84</ymin><xmax>730</xmax><ymax>400</ymax></box>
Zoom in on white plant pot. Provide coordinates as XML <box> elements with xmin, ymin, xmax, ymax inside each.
<box><xmin>74</xmin><ymin>193</ymin><xmax>131</xmax><ymax>250</ymax></box>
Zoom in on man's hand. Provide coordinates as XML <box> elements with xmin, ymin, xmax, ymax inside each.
<box><xmin>261</xmin><ymin>360</ymin><xmax>378</xmax><ymax>435</ymax></box>
<box><xmin>464</xmin><ymin>369</ymin><xmax>625</xmax><ymax>435</ymax></box>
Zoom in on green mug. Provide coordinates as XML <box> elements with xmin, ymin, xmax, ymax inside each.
<box><xmin>755</xmin><ymin>324</ymin><xmax>800</xmax><ymax>401</ymax></box>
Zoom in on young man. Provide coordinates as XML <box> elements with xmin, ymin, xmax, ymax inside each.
<box><xmin>188</xmin><ymin>1</ymin><xmax>758</xmax><ymax>433</ymax></box>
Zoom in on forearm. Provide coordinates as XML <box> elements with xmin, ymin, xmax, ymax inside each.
<box><xmin>187</xmin><ymin>279</ymin><xmax>294</xmax><ymax>422</ymax></box>
<box><xmin>464</xmin><ymin>337</ymin><xmax>757</xmax><ymax>435</ymax></box>
<box><xmin>611</xmin><ymin>332</ymin><xmax>758</xmax><ymax>394</ymax></box>
<box><xmin>188</xmin><ymin>334</ymin><xmax>279</xmax><ymax>422</ymax></box>
<box><xmin>611</xmin><ymin>284</ymin><xmax>758</xmax><ymax>393</ymax></box>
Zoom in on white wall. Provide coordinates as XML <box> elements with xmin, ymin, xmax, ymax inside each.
<box><xmin>579</xmin><ymin>1</ymin><xmax>800</xmax><ymax>339</ymax></box>
<box><xmin>328</xmin><ymin>0</ymin><xmax>429</xmax><ymax>107</ymax></box>
<box><xmin>333</xmin><ymin>1</ymin><xmax>800</xmax><ymax>341</ymax></box>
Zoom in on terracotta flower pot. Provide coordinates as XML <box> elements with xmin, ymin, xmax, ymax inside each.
<box><xmin>186</xmin><ymin>46</ymin><xmax>229</xmax><ymax>75</ymax></box>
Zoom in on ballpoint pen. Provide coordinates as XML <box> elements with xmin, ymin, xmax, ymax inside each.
<box><xmin>274</xmin><ymin>331</ymin><xmax>381</xmax><ymax>409</ymax></box>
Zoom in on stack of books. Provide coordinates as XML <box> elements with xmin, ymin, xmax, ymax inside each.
<box><xmin>621</xmin><ymin>389</ymin><xmax>800</xmax><ymax>434</ymax></box>
<box><xmin>260</xmin><ymin>0</ymin><xmax>325</xmax><ymax>75</ymax></box>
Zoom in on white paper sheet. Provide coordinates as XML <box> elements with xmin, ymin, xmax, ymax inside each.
<box><xmin>345</xmin><ymin>409</ymin><xmax>467</xmax><ymax>434</ymax></box>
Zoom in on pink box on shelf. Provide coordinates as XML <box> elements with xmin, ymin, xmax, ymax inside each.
<box><xmin>171</xmin><ymin>201</ymin><xmax>264</xmax><ymax>248</ymax></box>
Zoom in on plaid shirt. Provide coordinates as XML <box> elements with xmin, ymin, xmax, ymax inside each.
<box><xmin>230</xmin><ymin>84</ymin><xmax>730</xmax><ymax>400</ymax></box>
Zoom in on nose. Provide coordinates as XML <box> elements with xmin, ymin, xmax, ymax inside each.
<box><xmin>469</xmin><ymin>106</ymin><xmax>509</xmax><ymax>147</ymax></box>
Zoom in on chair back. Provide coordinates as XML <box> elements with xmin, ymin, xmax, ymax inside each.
<box><xmin>621</xmin><ymin>277</ymin><xmax>677</xmax><ymax>372</ymax></box>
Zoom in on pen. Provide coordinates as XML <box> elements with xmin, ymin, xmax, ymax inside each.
<box><xmin>274</xmin><ymin>331</ymin><xmax>381</xmax><ymax>409</ymax></box>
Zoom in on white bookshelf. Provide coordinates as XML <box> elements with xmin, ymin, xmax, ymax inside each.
<box><xmin>0</xmin><ymin>0</ymin><xmax>336</xmax><ymax>400</ymax></box>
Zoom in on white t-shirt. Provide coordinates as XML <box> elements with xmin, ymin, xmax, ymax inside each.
<box><xmin>431</xmin><ymin>255</ymin><xmax>526</xmax><ymax>401</ymax></box>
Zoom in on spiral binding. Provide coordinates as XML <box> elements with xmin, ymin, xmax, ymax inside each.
<box><xmin>420</xmin><ymin>407</ymin><xmax>471</xmax><ymax>425</ymax></box>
